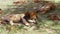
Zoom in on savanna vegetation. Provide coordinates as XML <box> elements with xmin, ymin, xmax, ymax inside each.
<box><xmin>0</xmin><ymin>0</ymin><xmax>60</xmax><ymax>34</ymax></box>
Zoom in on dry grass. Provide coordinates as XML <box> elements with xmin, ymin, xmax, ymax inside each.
<box><xmin>0</xmin><ymin>1</ymin><xmax>60</xmax><ymax>34</ymax></box>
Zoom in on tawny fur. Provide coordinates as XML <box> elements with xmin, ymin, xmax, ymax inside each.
<box><xmin>0</xmin><ymin>11</ymin><xmax>37</xmax><ymax>26</ymax></box>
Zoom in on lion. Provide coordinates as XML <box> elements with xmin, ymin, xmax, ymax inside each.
<box><xmin>0</xmin><ymin>11</ymin><xmax>37</xmax><ymax>26</ymax></box>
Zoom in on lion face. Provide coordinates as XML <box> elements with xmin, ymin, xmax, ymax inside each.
<box><xmin>24</xmin><ymin>11</ymin><xmax>37</xmax><ymax>24</ymax></box>
<box><xmin>25</xmin><ymin>11</ymin><xmax>37</xmax><ymax>20</ymax></box>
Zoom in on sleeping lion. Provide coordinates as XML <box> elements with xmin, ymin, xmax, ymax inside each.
<box><xmin>0</xmin><ymin>11</ymin><xmax>37</xmax><ymax>26</ymax></box>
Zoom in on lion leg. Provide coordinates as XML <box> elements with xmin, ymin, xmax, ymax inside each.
<box><xmin>21</xmin><ymin>18</ymin><xmax>30</xmax><ymax>26</ymax></box>
<box><xmin>9</xmin><ymin>20</ymin><xmax>14</xmax><ymax>25</ymax></box>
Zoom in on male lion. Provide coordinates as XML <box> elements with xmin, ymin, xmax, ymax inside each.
<box><xmin>0</xmin><ymin>11</ymin><xmax>37</xmax><ymax>26</ymax></box>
